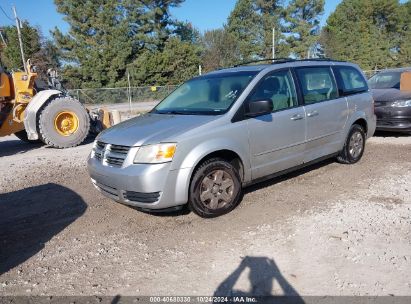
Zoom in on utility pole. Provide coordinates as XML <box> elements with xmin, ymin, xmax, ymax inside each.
<box><xmin>0</xmin><ymin>30</ymin><xmax>7</xmax><ymax>47</ymax></box>
<box><xmin>12</xmin><ymin>5</ymin><xmax>27</xmax><ymax>72</ymax></box>
<box><xmin>272</xmin><ymin>27</ymin><xmax>275</xmax><ymax>60</ymax></box>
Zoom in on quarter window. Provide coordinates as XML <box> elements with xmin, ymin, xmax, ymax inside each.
<box><xmin>335</xmin><ymin>66</ymin><xmax>368</xmax><ymax>94</ymax></box>
<box><xmin>296</xmin><ymin>67</ymin><xmax>339</xmax><ymax>104</ymax></box>
<box><xmin>249</xmin><ymin>70</ymin><xmax>298</xmax><ymax>112</ymax></box>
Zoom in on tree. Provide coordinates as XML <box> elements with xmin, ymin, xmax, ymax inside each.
<box><xmin>128</xmin><ymin>37</ymin><xmax>201</xmax><ymax>85</ymax></box>
<box><xmin>321</xmin><ymin>0</ymin><xmax>402</xmax><ymax>70</ymax></box>
<box><xmin>53</xmin><ymin>0</ymin><xmax>183</xmax><ymax>88</ymax></box>
<box><xmin>0</xmin><ymin>22</ymin><xmax>60</xmax><ymax>81</ymax></box>
<box><xmin>397</xmin><ymin>1</ymin><xmax>411</xmax><ymax>66</ymax></box>
<box><xmin>285</xmin><ymin>0</ymin><xmax>324</xmax><ymax>59</ymax></box>
<box><xmin>0</xmin><ymin>22</ymin><xmax>41</xmax><ymax>70</ymax></box>
<box><xmin>227</xmin><ymin>0</ymin><xmax>288</xmax><ymax>60</ymax></box>
<box><xmin>226</xmin><ymin>0</ymin><xmax>262</xmax><ymax>61</ymax></box>
<box><xmin>202</xmin><ymin>29</ymin><xmax>240</xmax><ymax>71</ymax></box>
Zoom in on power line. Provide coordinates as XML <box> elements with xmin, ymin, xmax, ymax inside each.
<box><xmin>0</xmin><ymin>5</ymin><xmax>14</xmax><ymax>22</ymax></box>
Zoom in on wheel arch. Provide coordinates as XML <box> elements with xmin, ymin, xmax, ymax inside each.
<box><xmin>23</xmin><ymin>89</ymin><xmax>62</xmax><ymax>140</ymax></box>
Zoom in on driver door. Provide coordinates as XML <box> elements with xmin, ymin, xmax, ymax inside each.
<box><xmin>246</xmin><ymin>69</ymin><xmax>306</xmax><ymax>180</ymax></box>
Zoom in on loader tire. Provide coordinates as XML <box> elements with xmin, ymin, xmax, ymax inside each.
<box><xmin>14</xmin><ymin>130</ymin><xmax>41</xmax><ymax>143</ymax></box>
<box><xmin>38</xmin><ymin>96</ymin><xmax>90</xmax><ymax>148</ymax></box>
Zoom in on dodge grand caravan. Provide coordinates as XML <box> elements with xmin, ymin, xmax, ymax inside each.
<box><xmin>88</xmin><ymin>59</ymin><xmax>376</xmax><ymax>218</ymax></box>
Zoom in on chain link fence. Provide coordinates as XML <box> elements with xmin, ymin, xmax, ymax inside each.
<box><xmin>67</xmin><ymin>69</ymin><xmax>383</xmax><ymax>107</ymax></box>
<box><xmin>67</xmin><ymin>85</ymin><xmax>178</xmax><ymax>105</ymax></box>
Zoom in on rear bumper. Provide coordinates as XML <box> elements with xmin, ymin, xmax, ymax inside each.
<box><xmin>375</xmin><ymin>106</ymin><xmax>411</xmax><ymax>132</ymax></box>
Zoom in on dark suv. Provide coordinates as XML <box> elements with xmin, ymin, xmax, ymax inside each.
<box><xmin>369</xmin><ymin>67</ymin><xmax>411</xmax><ymax>133</ymax></box>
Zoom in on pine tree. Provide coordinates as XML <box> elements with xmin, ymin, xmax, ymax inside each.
<box><xmin>322</xmin><ymin>0</ymin><xmax>401</xmax><ymax>70</ymax></box>
<box><xmin>285</xmin><ymin>0</ymin><xmax>324</xmax><ymax>59</ymax></box>
<box><xmin>53</xmin><ymin>0</ymin><xmax>183</xmax><ymax>88</ymax></box>
<box><xmin>227</xmin><ymin>0</ymin><xmax>287</xmax><ymax>60</ymax></box>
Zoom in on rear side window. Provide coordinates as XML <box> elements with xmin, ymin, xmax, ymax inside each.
<box><xmin>296</xmin><ymin>67</ymin><xmax>339</xmax><ymax>104</ymax></box>
<box><xmin>334</xmin><ymin>66</ymin><xmax>368</xmax><ymax>95</ymax></box>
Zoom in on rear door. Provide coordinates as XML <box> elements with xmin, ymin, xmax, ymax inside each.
<box><xmin>246</xmin><ymin>69</ymin><xmax>306</xmax><ymax>180</ymax></box>
<box><xmin>295</xmin><ymin>66</ymin><xmax>348</xmax><ymax>163</ymax></box>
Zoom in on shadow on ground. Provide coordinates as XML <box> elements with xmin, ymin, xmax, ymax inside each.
<box><xmin>0</xmin><ymin>183</ymin><xmax>87</xmax><ymax>274</ymax></box>
<box><xmin>0</xmin><ymin>138</ymin><xmax>43</xmax><ymax>157</ymax></box>
<box><xmin>214</xmin><ymin>256</ymin><xmax>304</xmax><ymax>302</ymax></box>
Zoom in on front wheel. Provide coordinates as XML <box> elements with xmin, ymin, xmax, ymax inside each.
<box><xmin>189</xmin><ymin>158</ymin><xmax>242</xmax><ymax>218</ymax></box>
<box><xmin>38</xmin><ymin>96</ymin><xmax>90</xmax><ymax>148</ymax></box>
<box><xmin>337</xmin><ymin>124</ymin><xmax>366</xmax><ymax>164</ymax></box>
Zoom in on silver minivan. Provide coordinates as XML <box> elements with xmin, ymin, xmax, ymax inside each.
<box><xmin>88</xmin><ymin>59</ymin><xmax>376</xmax><ymax>218</ymax></box>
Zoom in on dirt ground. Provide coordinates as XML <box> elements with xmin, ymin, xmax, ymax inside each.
<box><xmin>0</xmin><ymin>132</ymin><xmax>410</xmax><ymax>296</ymax></box>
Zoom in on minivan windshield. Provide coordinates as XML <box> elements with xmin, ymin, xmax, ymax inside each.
<box><xmin>154</xmin><ymin>71</ymin><xmax>258</xmax><ymax>115</ymax></box>
<box><xmin>368</xmin><ymin>72</ymin><xmax>401</xmax><ymax>89</ymax></box>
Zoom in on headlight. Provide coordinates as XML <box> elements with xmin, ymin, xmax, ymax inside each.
<box><xmin>392</xmin><ymin>100</ymin><xmax>411</xmax><ymax>107</ymax></box>
<box><xmin>134</xmin><ymin>143</ymin><xmax>177</xmax><ymax>164</ymax></box>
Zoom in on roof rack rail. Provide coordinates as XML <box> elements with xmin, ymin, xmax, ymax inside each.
<box><xmin>233</xmin><ymin>58</ymin><xmax>294</xmax><ymax>67</ymax></box>
<box><xmin>233</xmin><ymin>57</ymin><xmax>346</xmax><ymax>67</ymax></box>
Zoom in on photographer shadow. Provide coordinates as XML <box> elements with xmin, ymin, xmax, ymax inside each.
<box><xmin>214</xmin><ymin>256</ymin><xmax>304</xmax><ymax>303</ymax></box>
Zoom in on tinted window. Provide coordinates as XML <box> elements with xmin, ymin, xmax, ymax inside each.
<box><xmin>296</xmin><ymin>67</ymin><xmax>338</xmax><ymax>104</ymax></box>
<box><xmin>155</xmin><ymin>71</ymin><xmax>257</xmax><ymax>115</ymax></box>
<box><xmin>249</xmin><ymin>70</ymin><xmax>298</xmax><ymax>112</ymax></box>
<box><xmin>368</xmin><ymin>72</ymin><xmax>401</xmax><ymax>89</ymax></box>
<box><xmin>335</xmin><ymin>66</ymin><xmax>368</xmax><ymax>94</ymax></box>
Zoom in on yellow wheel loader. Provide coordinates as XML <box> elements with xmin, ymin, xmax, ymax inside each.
<box><xmin>0</xmin><ymin>60</ymin><xmax>91</xmax><ymax>148</ymax></box>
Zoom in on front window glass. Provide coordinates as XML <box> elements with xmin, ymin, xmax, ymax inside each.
<box><xmin>249</xmin><ymin>70</ymin><xmax>298</xmax><ymax>111</ymax></box>
<box><xmin>154</xmin><ymin>71</ymin><xmax>258</xmax><ymax>115</ymax></box>
<box><xmin>368</xmin><ymin>72</ymin><xmax>401</xmax><ymax>89</ymax></box>
<box><xmin>336</xmin><ymin>66</ymin><xmax>368</xmax><ymax>92</ymax></box>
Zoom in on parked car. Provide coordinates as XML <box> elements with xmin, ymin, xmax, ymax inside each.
<box><xmin>88</xmin><ymin>59</ymin><xmax>376</xmax><ymax>218</ymax></box>
<box><xmin>369</xmin><ymin>67</ymin><xmax>411</xmax><ymax>133</ymax></box>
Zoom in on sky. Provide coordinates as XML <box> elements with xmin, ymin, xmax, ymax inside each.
<box><xmin>0</xmin><ymin>0</ymin><xmax>342</xmax><ymax>37</ymax></box>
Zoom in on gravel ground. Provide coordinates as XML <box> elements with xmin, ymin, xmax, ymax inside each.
<box><xmin>0</xmin><ymin>132</ymin><xmax>410</xmax><ymax>296</ymax></box>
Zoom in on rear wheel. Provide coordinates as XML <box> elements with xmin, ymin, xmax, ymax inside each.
<box><xmin>38</xmin><ymin>96</ymin><xmax>90</xmax><ymax>148</ymax></box>
<box><xmin>189</xmin><ymin>158</ymin><xmax>242</xmax><ymax>218</ymax></box>
<box><xmin>337</xmin><ymin>124</ymin><xmax>366</xmax><ymax>164</ymax></box>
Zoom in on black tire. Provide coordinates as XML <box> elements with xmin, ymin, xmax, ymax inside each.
<box><xmin>14</xmin><ymin>130</ymin><xmax>41</xmax><ymax>143</ymax></box>
<box><xmin>337</xmin><ymin>124</ymin><xmax>366</xmax><ymax>164</ymax></box>
<box><xmin>38</xmin><ymin>96</ymin><xmax>90</xmax><ymax>148</ymax></box>
<box><xmin>189</xmin><ymin>158</ymin><xmax>242</xmax><ymax>218</ymax></box>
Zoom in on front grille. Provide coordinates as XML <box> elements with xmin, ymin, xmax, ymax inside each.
<box><xmin>93</xmin><ymin>141</ymin><xmax>131</xmax><ymax>167</ymax></box>
<box><xmin>124</xmin><ymin>191</ymin><xmax>161</xmax><ymax>204</ymax></box>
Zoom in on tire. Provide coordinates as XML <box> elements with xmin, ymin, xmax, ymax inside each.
<box><xmin>14</xmin><ymin>130</ymin><xmax>41</xmax><ymax>143</ymax></box>
<box><xmin>337</xmin><ymin>124</ymin><xmax>366</xmax><ymax>164</ymax></box>
<box><xmin>38</xmin><ymin>96</ymin><xmax>90</xmax><ymax>148</ymax></box>
<box><xmin>189</xmin><ymin>158</ymin><xmax>242</xmax><ymax>218</ymax></box>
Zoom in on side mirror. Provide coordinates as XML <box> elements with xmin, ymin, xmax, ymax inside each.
<box><xmin>245</xmin><ymin>99</ymin><xmax>273</xmax><ymax>117</ymax></box>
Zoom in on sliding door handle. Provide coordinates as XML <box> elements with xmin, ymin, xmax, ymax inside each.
<box><xmin>290</xmin><ymin>114</ymin><xmax>304</xmax><ymax>121</ymax></box>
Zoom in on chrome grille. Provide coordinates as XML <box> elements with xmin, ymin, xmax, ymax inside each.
<box><xmin>93</xmin><ymin>141</ymin><xmax>130</xmax><ymax>167</ymax></box>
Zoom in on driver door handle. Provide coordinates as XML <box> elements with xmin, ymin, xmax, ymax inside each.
<box><xmin>290</xmin><ymin>114</ymin><xmax>304</xmax><ymax>121</ymax></box>
<box><xmin>307</xmin><ymin>111</ymin><xmax>319</xmax><ymax>117</ymax></box>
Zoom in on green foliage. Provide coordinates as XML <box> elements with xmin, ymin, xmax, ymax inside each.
<box><xmin>285</xmin><ymin>0</ymin><xmax>324</xmax><ymax>59</ymax></box>
<box><xmin>397</xmin><ymin>1</ymin><xmax>411</xmax><ymax>65</ymax></box>
<box><xmin>0</xmin><ymin>22</ymin><xmax>41</xmax><ymax>70</ymax></box>
<box><xmin>201</xmin><ymin>29</ymin><xmax>240</xmax><ymax>71</ymax></box>
<box><xmin>322</xmin><ymin>0</ymin><xmax>403</xmax><ymax>70</ymax></box>
<box><xmin>227</xmin><ymin>0</ymin><xmax>288</xmax><ymax>59</ymax></box>
<box><xmin>128</xmin><ymin>37</ymin><xmax>201</xmax><ymax>86</ymax></box>
<box><xmin>53</xmin><ymin>0</ymin><xmax>183</xmax><ymax>88</ymax></box>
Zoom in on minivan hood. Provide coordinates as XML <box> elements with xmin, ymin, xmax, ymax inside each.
<box><xmin>371</xmin><ymin>88</ymin><xmax>411</xmax><ymax>102</ymax></box>
<box><xmin>97</xmin><ymin>113</ymin><xmax>219</xmax><ymax>146</ymax></box>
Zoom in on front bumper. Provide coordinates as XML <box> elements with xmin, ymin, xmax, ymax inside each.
<box><xmin>375</xmin><ymin>106</ymin><xmax>411</xmax><ymax>132</ymax></box>
<box><xmin>87</xmin><ymin>157</ymin><xmax>191</xmax><ymax>210</ymax></box>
